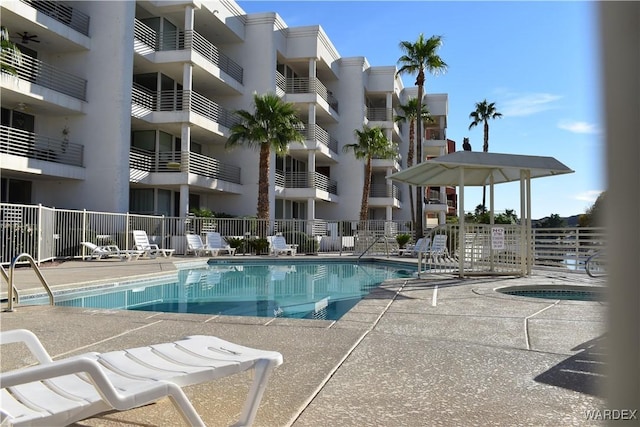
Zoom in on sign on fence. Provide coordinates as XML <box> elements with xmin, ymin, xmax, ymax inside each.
<box><xmin>491</xmin><ymin>227</ymin><xmax>505</xmax><ymax>250</ymax></box>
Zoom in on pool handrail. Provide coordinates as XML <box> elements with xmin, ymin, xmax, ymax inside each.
<box><xmin>4</xmin><ymin>253</ymin><xmax>54</xmax><ymax>312</ymax></box>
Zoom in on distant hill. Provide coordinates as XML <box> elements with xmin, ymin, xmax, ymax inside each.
<box><xmin>533</xmin><ymin>214</ymin><xmax>581</xmax><ymax>227</ymax></box>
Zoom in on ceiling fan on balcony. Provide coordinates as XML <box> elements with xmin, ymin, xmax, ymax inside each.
<box><xmin>14</xmin><ymin>32</ymin><xmax>40</xmax><ymax>44</ymax></box>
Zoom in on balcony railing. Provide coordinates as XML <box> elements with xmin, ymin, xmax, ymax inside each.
<box><xmin>275</xmin><ymin>171</ymin><xmax>338</xmax><ymax>195</ymax></box>
<box><xmin>283</xmin><ymin>76</ymin><xmax>338</xmax><ymax>113</ymax></box>
<box><xmin>369</xmin><ymin>184</ymin><xmax>401</xmax><ymax>199</ymax></box>
<box><xmin>129</xmin><ymin>147</ymin><xmax>241</xmax><ymax>184</ymax></box>
<box><xmin>131</xmin><ymin>84</ymin><xmax>240</xmax><ymax>129</ymax></box>
<box><xmin>366</xmin><ymin>107</ymin><xmax>394</xmax><ymax>121</ymax></box>
<box><xmin>1</xmin><ymin>51</ymin><xmax>87</xmax><ymax>101</ymax></box>
<box><xmin>300</xmin><ymin>124</ymin><xmax>338</xmax><ymax>153</ymax></box>
<box><xmin>0</xmin><ymin>125</ymin><xmax>84</xmax><ymax>167</ymax></box>
<box><xmin>133</xmin><ymin>20</ymin><xmax>243</xmax><ymax>84</ymax></box>
<box><xmin>425</xmin><ymin>129</ymin><xmax>444</xmax><ymax>140</ymax></box>
<box><xmin>20</xmin><ymin>0</ymin><xmax>90</xmax><ymax>36</ymax></box>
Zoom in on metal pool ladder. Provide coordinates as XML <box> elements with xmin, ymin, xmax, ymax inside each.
<box><xmin>2</xmin><ymin>253</ymin><xmax>54</xmax><ymax>312</ymax></box>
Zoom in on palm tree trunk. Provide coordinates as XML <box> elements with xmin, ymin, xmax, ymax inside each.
<box><xmin>407</xmin><ymin>120</ymin><xmax>416</xmax><ymax>227</ymax></box>
<box><xmin>360</xmin><ymin>158</ymin><xmax>372</xmax><ymax>221</ymax></box>
<box><xmin>415</xmin><ymin>73</ymin><xmax>425</xmax><ymax>238</ymax></box>
<box><xmin>257</xmin><ymin>143</ymin><xmax>270</xmax><ymax>236</ymax></box>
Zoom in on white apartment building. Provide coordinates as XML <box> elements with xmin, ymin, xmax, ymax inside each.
<box><xmin>1</xmin><ymin>0</ymin><xmax>450</xmax><ymax>226</ymax></box>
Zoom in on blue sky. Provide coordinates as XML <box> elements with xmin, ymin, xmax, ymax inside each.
<box><xmin>238</xmin><ymin>1</ymin><xmax>604</xmax><ymax>219</ymax></box>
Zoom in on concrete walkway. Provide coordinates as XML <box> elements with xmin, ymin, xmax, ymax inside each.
<box><xmin>1</xmin><ymin>257</ymin><xmax>607</xmax><ymax>426</ymax></box>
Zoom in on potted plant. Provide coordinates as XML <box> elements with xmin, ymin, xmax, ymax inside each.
<box><xmin>248</xmin><ymin>237</ymin><xmax>269</xmax><ymax>255</ymax></box>
<box><xmin>396</xmin><ymin>233</ymin><xmax>412</xmax><ymax>249</ymax></box>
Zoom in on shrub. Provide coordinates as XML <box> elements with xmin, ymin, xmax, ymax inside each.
<box><xmin>396</xmin><ymin>233</ymin><xmax>412</xmax><ymax>248</ymax></box>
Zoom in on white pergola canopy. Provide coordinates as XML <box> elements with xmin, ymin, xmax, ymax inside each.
<box><xmin>388</xmin><ymin>151</ymin><xmax>574</xmax><ymax>277</ymax></box>
<box><xmin>388</xmin><ymin>151</ymin><xmax>574</xmax><ymax>187</ymax></box>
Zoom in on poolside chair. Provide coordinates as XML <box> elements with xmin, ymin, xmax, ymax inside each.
<box><xmin>400</xmin><ymin>237</ymin><xmax>431</xmax><ymax>257</ymax></box>
<box><xmin>205</xmin><ymin>232</ymin><xmax>236</xmax><ymax>256</ymax></box>
<box><xmin>80</xmin><ymin>242</ymin><xmax>142</xmax><ymax>261</ymax></box>
<box><xmin>268</xmin><ymin>235</ymin><xmax>297</xmax><ymax>256</ymax></box>
<box><xmin>1</xmin><ymin>329</ymin><xmax>283</xmax><ymax>427</ymax></box>
<box><xmin>425</xmin><ymin>234</ymin><xmax>450</xmax><ymax>262</ymax></box>
<box><xmin>185</xmin><ymin>234</ymin><xmax>218</xmax><ymax>257</ymax></box>
<box><xmin>132</xmin><ymin>230</ymin><xmax>175</xmax><ymax>258</ymax></box>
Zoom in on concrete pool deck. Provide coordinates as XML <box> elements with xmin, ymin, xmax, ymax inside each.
<box><xmin>1</xmin><ymin>256</ymin><xmax>608</xmax><ymax>426</ymax></box>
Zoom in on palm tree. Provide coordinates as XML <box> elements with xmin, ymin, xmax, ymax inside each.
<box><xmin>397</xmin><ymin>34</ymin><xmax>447</xmax><ymax>238</ymax></box>
<box><xmin>343</xmin><ymin>126</ymin><xmax>397</xmax><ymax>221</ymax></box>
<box><xmin>226</xmin><ymin>93</ymin><xmax>304</xmax><ymax>225</ymax></box>
<box><xmin>1</xmin><ymin>26</ymin><xmax>21</xmax><ymax>75</ymax></box>
<box><xmin>468</xmin><ymin>99</ymin><xmax>502</xmax><ymax>209</ymax></box>
<box><xmin>395</xmin><ymin>98</ymin><xmax>431</xmax><ymax>228</ymax></box>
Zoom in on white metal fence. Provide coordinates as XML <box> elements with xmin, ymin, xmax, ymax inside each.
<box><xmin>0</xmin><ymin>204</ymin><xmax>605</xmax><ymax>275</ymax></box>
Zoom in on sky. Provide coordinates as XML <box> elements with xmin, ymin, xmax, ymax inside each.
<box><xmin>238</xmin><ymin>1</ymin><xmax>605</xmax><ymax>220</ymax></box>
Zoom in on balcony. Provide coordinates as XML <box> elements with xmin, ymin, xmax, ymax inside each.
<box><xmin>368</xmin><ymin>183</ymin><xmax>401</xmax><ymax>208</ymax></box>
<box><xmin>129</xmin><ymin>148</ymin><xmax>241</xmax><ymax>184</ymax></box>
<box><xmin>369</xmin><ymin>184</ymin><xmax>401</xmax><ymax>199</ymax></box>
<box><xmin>276</xmin><ymin>72</ymin><xmax>338</xmax><ymax>114</ymax></box>
<box><xmin>290</xmin><ymin>124</ymin><xmax>338</xmax><ymax>156</ymax></box>
<box><xmin>365</xmin><ymin>107</ymin><xmax>393</xmax><ymax>122</ymax></box>
<box><xmin>1</xmin><ymin>51</ymin><xmax>87</xmax><ymax>101</ymax></box>
<box><xmin>275</xmin><ymin>171</ymin><xmax>338</xmax><ymax>196</ymax></box>
<box><xmin>1</xmin><ymin>125</ymin><xmax>84</xmax><ymax>167</ymax></box>
<box><xmin>134</xmin><ymin>20</ymin><xmax>243</xmax><ymax>85</ymax></box>
<box><xmin>131</xmin><ymin>84</ymin><xmax>239</xmax><ymax>129</ymax></box>
<box><xmin>20</xmin><ymin>0</ymin><xmax>90</xmax><ymax>36</ymax></box>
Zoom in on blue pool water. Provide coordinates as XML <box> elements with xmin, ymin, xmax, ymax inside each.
<box><xmin>43</xmin><ymin>261</ymin><xmax>416</xmax><ymax>320</ymax></box>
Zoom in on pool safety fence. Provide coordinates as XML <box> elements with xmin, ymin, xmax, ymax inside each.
<box><xmin>0</xmin><ymin>203</ymin><xmax>604</xmax><ymax>275</ymax></box>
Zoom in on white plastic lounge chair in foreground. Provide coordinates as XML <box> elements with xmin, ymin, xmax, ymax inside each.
<box><xmin>185</xmin><ymin>234</ymin><xmax>218</xmax><ymax>257</ymax></box>
<box><xmin>132</xmin><ymin>230</ymin><xmax>175</xmax><ymax>258</ymax></box>
<box><xmin>80</xmin><ymin>242</ymin><xmax>143</xmax><ymax>261</ymax></box>
<box><xmin>0</xmin><ymin>329</ymin><xmax>283</xmax><ymax>427</ymax></box>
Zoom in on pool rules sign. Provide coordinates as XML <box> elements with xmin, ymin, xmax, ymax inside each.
<box><xmin>491</xmin><ymin>227</ymin><xmax>505</xmax><ymax>250</ymax></box>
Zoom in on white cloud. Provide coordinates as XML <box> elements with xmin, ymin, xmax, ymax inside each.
<box><xmin>574</xmin><ymin>190</ymin><xmax>602</xmax><ymax>203</ymax></box>
<box><xmin>499</xmin><ymin>93</ymin><xmax>563</xmax><ymax>117</ymax></box>
<box><xmin>558</xmin><ymin>120</ymin><xmax>600</xmax><ymax>134</ymax></box>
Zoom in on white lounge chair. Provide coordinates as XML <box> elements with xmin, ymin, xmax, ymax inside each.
<box><xmin>400</xmin><ymin>237</ymin><xmax>431</xmax><ymax>257</ymax></box>
<box><xmin>425</xmin><ymin>234</ymin><xmax>450</xmax><ymax>262</ymax></box>
<box><xmin>0</xmin><ymin>329</ymin><xmax>283</xmax><ymax>427</ymax></box>
<box><xmin>268</xmin><ymin>235</ymin><xmax>297</xmax><ymax>256</ymax></box>
<box><xmin>132</xmin><ymin>230</ymin><xmax>175</xmax><ymax>258</ymax></box>
<box><xmin>205</xmin><ymin>232</ymin><xmax>236</xmax><ymax>256</ymax></box>
<box><xmin>80</xmin><ymin>242</ymin><xmax>142</xmax><ymax>261</ymax></box>
<box><xmin>185</xmin><ymin>234</ymin><xmax>217</xmax><ymax>257</ymax></box>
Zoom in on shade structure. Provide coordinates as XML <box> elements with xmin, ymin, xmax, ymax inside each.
<box><xmin>387</xmin><ymin>151</ymin><xmax>574</xmax><ymax>277</ymax></box>
<box><xmin>387</xmin><ymin>151</ymin><xmax>574</xmax><ymax>187</ymax></box>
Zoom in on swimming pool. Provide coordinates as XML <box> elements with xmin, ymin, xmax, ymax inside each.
<box><xmin>30</xmin><ymin>260</ymin><xmax>416</xmax><ymax>320</ymax></box>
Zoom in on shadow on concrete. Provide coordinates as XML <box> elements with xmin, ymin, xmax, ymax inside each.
<box><xmin>534</xmin><ymin>334</ymin><xmax>607</xmax><ymax>397</ymax></box>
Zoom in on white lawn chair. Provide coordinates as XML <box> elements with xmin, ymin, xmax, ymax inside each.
<box><xmin>425</xmin><ymin>234</ymin><xmax>450</xmax><ymax>262</ymax></box>
<box><xmin>80</xmin><ymin>242</ymin><xmax>142</xmax><ymax>261</ymax></box>
<box><xmin>268</xmin><ymin>235</ymin><xmax>297</xmax><ymax>256</ymax></box>
<box><xmin>1</xmin><ymin>329</ymin><xmax>283</xmax><ymax>427</ymax></box>
<box><xmin>185</xmin><ymin>234</ymin><xmax>218</xmax><ymax>257</ymax></box>
<box><xmin>400</xmin><ymin>237</ymin><xmax>431</xmax><ymax>257</ymax></box>
<box><xmin>205</xmin><ymin>232</ymin><xmax>236</xmax><ymax>256</ymax></box>
<box><xmin>132</xmin><ymin>230</ymin><xmax>175</xmax><ymax>258</ymax></box>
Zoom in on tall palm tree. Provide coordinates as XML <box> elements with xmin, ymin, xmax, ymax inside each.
<box><xmin>1</xmin><ymin>26</ymin><xmax>21</xmax><ymax>75</ymax></box>
<box><xmin>397</xmin><ymin>34</ymin><xmax>447</xmax><ymax>238</ymax></box>
<box><xmin>395</xmin><ymin>98</ymin><xmax>431</xmax><ymax>228</ymax></box>
<box><xmin>343</xmin><ymin>126</ymin><xmax>397</xmax><ymax>221</ymax></box>
<box><xmin>226</xmin><ymin>93</ymin><xmax>304</xmax><ymax>224</ymax></box>
<box><xmin>468</xmin><ymin>99</ymin><xmax>502</xmax><ymax>209</ymax></box>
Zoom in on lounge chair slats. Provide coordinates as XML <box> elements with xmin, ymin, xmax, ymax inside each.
<box><xmin>1</xmin><ymin>329</ymin><xmax>282</xmax><ymax>427</ymax></box>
